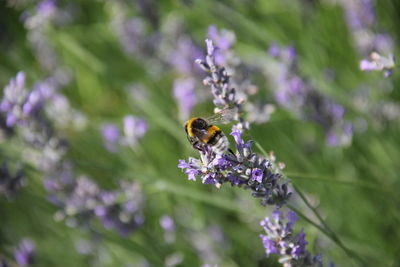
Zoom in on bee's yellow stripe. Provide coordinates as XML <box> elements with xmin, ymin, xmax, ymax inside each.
<box><xmin>203</xmin><ymin>125</ymin><xmax>221</xmax><ymax>143</ymax></box>
<box><xmin>186</xmin><ymin>117</ymin><xmax>199</xmax><ymax>137</ymax></box>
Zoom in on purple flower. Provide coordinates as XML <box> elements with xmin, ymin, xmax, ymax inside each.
<box><xmin>123</xmin><ymin>115</ymin><xmax>147</xmax><ymax>147</ymax></box>
<box><xmin>178</xmin><ymin>127</ymin><xmax>291</xmax><ymax>207</ymax></box>
<box><xmin>14</xmin><ymin>238</ymin><xmax>35</xmax><ymax>266</ymax></box>
<box><xmin>101</xmin><ymin>116</ymin><xmax>147</xmax><ymax>151</ymax></box>
<box><xmin>360</xmin><ymin>52</ymin><xmax>395</xmax><ymax>76</ymax></box>
<box><xmin>22</xmin><ymin>90</ymin><xmax>42</xmax><ymax>115</ymax></box>
<box><xmin>230</xmin><ymin>128</ymin><xmax>243</xmax><ymax>145</ymax></box>
<box><xmin>202</xmin><ymin>172</ymin><xmax>217</xmax><ymax>184</ymax></box>
<box><xmin>260</xmin><ymin>210</ymin><xmax>322</xmax><ymax>266</ymax></box>
<box><xmin>292</xmin><ymin>230</ymin><xmax>308</xmax><ymax>259</ymax></box>
<box><xmin>173</xmin><ymin>78</ymin><xmax>197</xmax><ymax>121</ymax></box>
<box><xmin>0</xmin><ymin>72</ymin><xmax>28</xmax><ymax>126</ymax></box>
<box><xmin>263</xmin><ymin>44</ymin><xmax>354</xmax><ymax>146</ymax></box>
<box><xmin>101</xmin><ymin>123</ymin><xmax>120</xmax><ymax>152</ymax></box>
<box><xmin>159</xmin><ymin>215</ymin><xmax>177</xmax><ymax>243</ymax></box>
<box><xmin>119</xmin><ymin>18</ymin><xmax>146</xmax><ymax>55</ymax></box>
<box><xmin>268</xmin><ymin>43</ymin><xmax>281</xmax><ymax>57</ymax></box>
<box><xmin>48</xmin><ymin>171</ymin><xmax>145</xmax><ymax>236</ymax></box>
<box><xmin>326</xmin><ymin>131</ymin><xmax>339</xmax><ymax>147</ymax></box>
<box><xmin>289</xmin><ymin>76</ymin><xmax>305</xmax><ymax>94</ymax></box>
<box><xmin>208</xmin><ymin>25</ymin><xmax>235</xmax><ymax>51</ymax></box>
<box><xmin>260</xmin><ymin>235</ymin><xmax>279</xmax><ymax>255</ymax></box>
<box><xmin>0</xmin><ymin>73</ymin><xmax>60</xmax><ymax>132</ymax></box>
<box><xmin>187</xmin><ymin>168</ymin><xmax>200</xmax><ymax>181</ymax></box>
<box><xmin>205</xmin><ymin>39</ymin><xmax>214</xmax><ymax>56</ymax></box>
<box><xmin>287</xmin><ymin>210</ymin><xmax>298</xmax><ymax>224</ymax></box>
<box><xmin>160</xmin><ymin>215</ymin><xmax>175</xmax><ymax>231</ymax></box>
<box><xmin>37</xmin><ymin>0</ymin><xmax>56</xmax><ymax>17</ymax></box>
<box><xmin>195</xmin><ymin>39</ymin><xmax>246</xmax><ymax>131</ymax></box>
<box><xmin>325</xmin><ymin>121</ymin><xmax>353</xmax><ymax>147</ymax></box>
<box><xmin>338</xmin><ymin>0</ymin><xmax>395</xmax><ymax>65</ymax></box>
<box><xmin>330</xmin><ymin>104</ymin><xmax>345</xmax><ymax>120</ymax></box>
<box><xmin>179</xmin><ymin>38</ymin><xmax>291</xmax><ymax>206</ymax></box>
<box><xmin>169</xmin><ymin>37</ymin><xmax>203</xmax><ymax>75</ymax></box>
<box><xmin>207</xmin><ymin>26</ymin><xmax>236</xmax><ymax>65</ymax></box>
<box><xmin>251</xmin><ymin>168</ymin><xmax>263</xmax><ymax>183</ymax></box>
<box><xmin>178</xmin><ymin>159</ymin><xmax>191</xmax><ymax>169</ymax></box>
<box><xmin>343</xmin><ymin>0</ymin><xmax>374</xmax><ymax>30</ymax></box>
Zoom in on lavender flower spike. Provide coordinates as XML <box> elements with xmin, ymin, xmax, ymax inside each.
<box><xmin>195</xmin><ymin>39</ymin><xmax>248</xmax><ymax>131</ymax></box>
<box><xmin>14</xmin><ymin>238</ymin><xmax>35</xmax><ymax>266</ymax></box>
<box><xmin>260</xmin><ymin>210</ymin><xmax>323</xmax><ymax>267</ymax></box>
<box><xmin>0</xmin><ymin>72</ymin><xmax>28</xmax><ymax>126</ymax></box>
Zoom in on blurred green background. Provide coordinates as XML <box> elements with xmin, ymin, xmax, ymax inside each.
<box><xmin>1</xmin><ymin>0</ymin><xmax>400</xmax><ymax>266</ymax></box>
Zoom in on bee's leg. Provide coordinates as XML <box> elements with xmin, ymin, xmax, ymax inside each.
<box><xmin>192</xmin><ymin>140</ymin><xmax>203</xmax><ymax>151</ymax></box>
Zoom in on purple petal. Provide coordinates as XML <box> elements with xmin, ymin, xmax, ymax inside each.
<box><xmin>205</xmin><ymin>39</ymin><xmax>214</xmax><ymax>56</ymax></box>
<box><xmin>251</xmin><ymin>168</ymin><xmax>263</xmax><ymax>183</ymax></box>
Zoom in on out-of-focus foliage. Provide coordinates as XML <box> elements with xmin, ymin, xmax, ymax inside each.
<box><xmin>1</xmin><ymin>0</ymin><xmax>399</xmax><ymax>266</ymax></box>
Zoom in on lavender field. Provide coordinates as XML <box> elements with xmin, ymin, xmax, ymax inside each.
<box><xmin>1</xmin><ymin>0</ymin><xmax>399</xmax><ymax>266</ymax></box>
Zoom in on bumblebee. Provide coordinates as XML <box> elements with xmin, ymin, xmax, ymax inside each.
<box><xmin>184</xmin><ymin>108</ymin><xmax>235</xmax><ymax>154</ymax></box>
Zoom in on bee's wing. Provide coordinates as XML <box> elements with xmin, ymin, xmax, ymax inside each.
<box><xmin>206</xmin><ymin>107</ymin><xmax>238</xmax><ymax>125</ymax></box>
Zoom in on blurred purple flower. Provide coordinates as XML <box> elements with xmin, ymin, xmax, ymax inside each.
<box><xmin>343</xmin><ymin>0</ymin><xmax>375</xmax><ymax>31</ymax></box>
<box><xmin>101</xmin><ymin>116</ymin><xmax>147</xmax><ymax>151</ymax></box>
<box><xmin>123</xmin><ymin>115</ymin><xmax>147</xmax><ymax>147</ymax></box>
<box><xmin>160</xmin><ymin>215</ymin><xmax>175</xmax><ymax>231</ymax></box>
<box><xmin>326</xmin><ymin>123</ymin><xmax>353</xmax><ymax>147</ymax></box>
<box><xmin>208</xmin><ymin>25</ymin><xmax>235</xmax><ymax>50</ymax></box>
<box><xmin>337</xmin><ymin>0</ymin><xmax>396</xmax><ymax>72</ymax></box>
<box><xmin>0</xmin><ymin>72</ymin><xmax>28</xmax><ymax>126</ymax></box>
<box><xmin>169</xmin><ymin>37</ymin><xmax>203</xmax><ymax>75</ymax></box>
<box><xmin>173</xmin><ymin>78</ymin><xmax>197</xmax><ymax>121</ymax></box>
<box><xmin>160</xmin><ymin>215</ymin><xmax>176</xmax><ymax>243</ymax></box>
<box><xmin>117</xmin><ymin>18</ymin><xmax>146</xmax><ymax>55</ymax></box>
<box><xmin>37</xmin><ymin>0</ymin><xmax>56</xmax><ymax>17</ymax></box>
<box><xmin>329</xmin><ymin>104</ymin><xmax>345</xmax><ymax>120</ymax></box>
<box><xmin>101</xmin><ymin>123</ymin><xmax>120</xmax><ymax>152</ymax></box>
<box><xmin>373</xmin><ymin>34</ymin><xmax>394</xmax><ymax>54</ymax></box>
<box><xmin>47</xmin><ymin>169</ymin><xmax>146</xmax><ymax>236</ymax></box>
<box><xmin>264</xmin><ymin>44</ymin><xmax>353</xmax><ymax>146</ymax></box>
<box><xmin>14</xmin><ymin>238</ymin><xmax>35</xmax><ymax>267</ymax></box>
<box><xmin>268</xmin><ymin>43</ymin><xmax>281</xmax><ymax>57</ymax></box>
<box><xmin>359</xmin><ymin>52</ymin><xmax>395</xmax><ymax>77</ymax></box>
<box><xmin>207</xmin><ymin>26</ymin><xmax>236</xmax><ymax>66</ymax></box>
<box><xmin>0</xmin><ymin>73</ymin><xmax>61</xmax><ymax>130</ymax></box>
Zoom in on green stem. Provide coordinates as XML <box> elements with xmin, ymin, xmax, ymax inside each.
<box><xmin>287</xmin><ymin>204</ymin><xmax>331</xmax><ymax>238</ymax></box>
<box><xmin>292</xmin><ymin>184</ymin><xmax>335</xmax><ymax>236</ymax></box>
